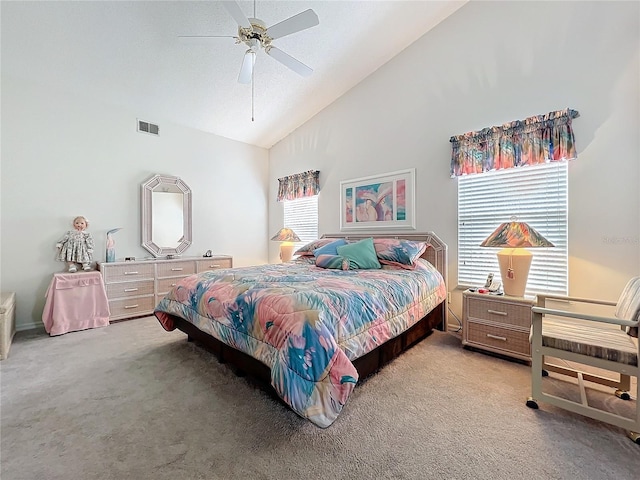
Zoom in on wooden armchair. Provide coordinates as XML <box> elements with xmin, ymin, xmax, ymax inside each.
<box><xmin>526</xmin><ymin>277</ymin><xmax>640</xmax><ymax>444</ymax></box>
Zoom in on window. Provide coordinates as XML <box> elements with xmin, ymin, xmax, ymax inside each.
<box><xmin>284</xmin><ymin>195</ymin><xmax>319</xmax><ymax>250</ymax></box>
<box><xmin>458</xmin><ymin>162</ymin><xmax>568</xmax><ymax>295</ymax></box>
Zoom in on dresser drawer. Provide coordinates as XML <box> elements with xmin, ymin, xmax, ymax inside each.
<box><xmin>108</xmin><ymin>296</ymin><xmax>155</xmax><ymax>319</ymax></box>
<box><xmin>196</xmin><ymin>258</ymin><xmax>232</xmax><ymax>273</ymax></box>
<box><xmin>467</xmin><ymin>297</ymin><xmax>531</xmax><ymax>328</ymax></box>
<box><xmin>106</xmin><ymin>280</ymin><xmax>154</xmax><ymax>299</ymax></box>
<box><xmin>156</xmin><ymin>261</ymin><xmax>196</xmax><ymax>278</ymax></box>
<box><xmin>101</xmin><ymin>264</ymin><xmax>155</xmax><ymax>283</ymax></box>
<box><xmin>157</xmin><ymin>277</ymin><xmax>185</xmax><ymax>295</ymax></box>
<box><xmin>466</xmin><ymin>322</ymin><xmax>531</xmax><ymax>357</ymax></box>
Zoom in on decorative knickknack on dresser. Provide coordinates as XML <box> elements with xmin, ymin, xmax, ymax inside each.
<box><xmin>98</xmin><ymin>256</ymin><xmax>232</xmax><ymax>321</ymax></box>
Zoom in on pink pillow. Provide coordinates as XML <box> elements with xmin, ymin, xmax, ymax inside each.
<box><xmin>373</xmin><ymin>239</ymin><xmax>427</xmax><ymax>269</ymax></box>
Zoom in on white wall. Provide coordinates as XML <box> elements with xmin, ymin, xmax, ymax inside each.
<box><xmin>2</xmin><ymin>1</ymin><xmax>638</xmax><ymax>331</ymax></box>
<box><xmin>1</xmin><ymin>76</ymin><xmax>269</xmax><ymax>330</ymax></box>
<box><xmin>269</xmin><ymin>1</ymin><xmax>640</xmax><ymax>323</ymax></box>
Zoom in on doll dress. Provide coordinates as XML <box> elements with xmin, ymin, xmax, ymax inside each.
<box><xmin>56</xmin><ymin>230</ymin><xmax>94</xmax><ymax>264</ymax></box>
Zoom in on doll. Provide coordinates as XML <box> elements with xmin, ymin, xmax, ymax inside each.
<box><xmin>56</xmin><ymin>216</ymin><xmax>95</xmax><ymax>272</ymax></box>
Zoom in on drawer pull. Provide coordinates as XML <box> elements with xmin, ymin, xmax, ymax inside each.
<box><xmin>124</xmin><ymin>271</ymin><xmax>139</xmax><ymax>275</ymax></box>
<box><xmin>170</xmin><ymin>283</ymin><xmax>176</xmax><ymax>287</ymax></box>
<box><xmin>124</xmin><ymin>304</ymin><xmax>139</xmax><ymax>309</ymax></box>
<box><xmin>487</xmin><ymin>309</ymin><xmax>507</xmax><ymax>316</ymax></box>
<box><xmin>171</xmin><ymin>268</ymin><xmax>183</xmax><ymax>271</ymax></box>
<box><xmin>208</xmin><ymin>264</ymin><xmax>220</xmax><ymax>268</ymax></box>
<box><xmin>124</xmin><ymin>288</ymin><xmax>138</xmax><ymax>292</ymax></box>
<box><xmin>486</xmin><ymin>333</ymin><xmax>507</xmax><ymax>342</ymax></box>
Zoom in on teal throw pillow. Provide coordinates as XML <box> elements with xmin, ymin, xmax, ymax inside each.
<box><xmin>313</xmin><ymin>238</ymin><xmax>348</xmax><ymax>257</ymax></box>
<box><xmin>336</xmin><ymin>237</ymin><xmax>381</xmax><ymax>270</ymax></box>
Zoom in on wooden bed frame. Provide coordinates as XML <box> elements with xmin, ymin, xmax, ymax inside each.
<box><xmin>170</xmin><ymin>232</ymin><xmax>448</xmax><ymax>385</ymax></box>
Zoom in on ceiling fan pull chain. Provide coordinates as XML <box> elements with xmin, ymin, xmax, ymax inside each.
<box><xmin>251</xmin><ymin>71</ymin><xmax>255</xmax><ymax>122</ymax></box>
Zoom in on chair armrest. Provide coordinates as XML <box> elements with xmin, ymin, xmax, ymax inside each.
<box><xmin>536</xmin><ymin>294</ymin><xmax>617</xmax><ymax>307</ymax></box>
<box><xmin>531</xmin><ymin>306</ymin><xmax>639</xmax><ymax>328</ymax></box>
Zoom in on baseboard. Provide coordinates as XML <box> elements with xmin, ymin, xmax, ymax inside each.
<box><xmin>16</xmin><ymin>321</ymin><xmax>44</xmax><ymax>332</ymax></box>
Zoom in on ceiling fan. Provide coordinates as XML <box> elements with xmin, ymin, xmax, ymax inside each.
<box><xmin>180</xmin><ymin>1</ymin><xmax>319</xmax><ymax>85</ymax></box>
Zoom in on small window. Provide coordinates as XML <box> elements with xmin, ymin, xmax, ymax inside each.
<box><xmin>283</xmin><ymin>195</ymin><xmax>319</xmax><ymax>251</ymax></box>
<box><xmin>458</xmin><ymin>162</ymin><xmax>568</xmax><ymax>295</ymax></box>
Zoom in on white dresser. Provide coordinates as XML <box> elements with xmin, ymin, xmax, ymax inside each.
<box><xmin>98</xmin><ymin>256</ymin><xmax>233</xmax><ymax>321</ymax></box>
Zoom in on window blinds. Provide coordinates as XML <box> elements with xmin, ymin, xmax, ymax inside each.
<box><xmin>284</xmin><ymin>195</ymin><xmax>319</xmax><ymax>250</ymax></box>
<box><xmin>458</xmin><ymin>162</ymin><xmax>568</xmax><ymax>295</ymax></box>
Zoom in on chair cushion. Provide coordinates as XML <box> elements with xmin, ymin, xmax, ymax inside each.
<box><xmin>541</xmin><ymin>316</ymin><xmax>638</xmax><ymax>366</ymax></box>
<box><xmin>615</xmin><ymin>276</ymin><xmax>640</xmax><ymax>338</ymax></box>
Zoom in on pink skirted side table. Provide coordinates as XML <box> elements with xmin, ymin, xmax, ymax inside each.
<box><xmin>42</xmin><ymin>271</ymin><xmax>110</xmax><ymax>336</ymax></box>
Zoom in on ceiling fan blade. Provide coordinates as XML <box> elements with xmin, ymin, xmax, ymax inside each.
<box><xmin>266</xmin><ymin>46</ymin><xmax>313</xmax><ymax>77</ymax></box>
<box><xmin>178</xmin><ymin>35</ymin><xmax>236</xmax><ymax>45</ymax></box>
<box><xmin>266</xmin><ymin>9</ymin><xmax>319</xmax><ymax>40</ymax></box>
<box><xmin>222</xmin><ymin>1</ymin><xmax>251</xmax><ymax>29</ymax></box>
<box><xmin>238</xmin><ymin>50</ymin><xmax>256</xmax><ymax>84</ymax></box>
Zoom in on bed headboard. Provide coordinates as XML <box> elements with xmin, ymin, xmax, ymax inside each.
<box><xmin>321</xmin><ymin>232</ymin><xmax>448</xmax><ymax>290</ymax></box>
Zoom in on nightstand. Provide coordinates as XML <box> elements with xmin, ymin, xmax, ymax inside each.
<box><xmin>462</xmin><ymin>289</ymin><xmax>535</xmax><ymax>362</ymax></box>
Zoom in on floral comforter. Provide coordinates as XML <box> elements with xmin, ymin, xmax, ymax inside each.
<box><xmin>154</xmin><ymin>258</ymin><xmax>446</xmax><ymax>428</ymax></box>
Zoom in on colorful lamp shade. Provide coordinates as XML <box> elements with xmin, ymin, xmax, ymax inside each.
<box><xmin>270</xmin><ymin>228</ymin><xmax>301</xmax><ymax>242</ymax></box>
<box><xmin>480</xmin><ymin>219</ymin><xmax>554</xmax><ymax>296</ymax></box>
<box><xmin>271</xmin><ymin>228</ymin><xmax>301</xmax><ymax>263</ymax></box>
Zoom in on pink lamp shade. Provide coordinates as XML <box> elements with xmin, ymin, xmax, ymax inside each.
<box><xmin>271</xmin><ymin>228</ymin><xmax>301</xmax><ymax>263</ymax></box>
<box><xmin>480</xmin><ymin>219</ymin><xmax>554</xmax><ymax>296</ymax></box>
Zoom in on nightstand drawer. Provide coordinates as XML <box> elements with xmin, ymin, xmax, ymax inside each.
<box><xmin>467</xmin><ymin>297</ymin><xmax>532</xmax><ymax>328</ymax></box>
<box><xmin>466</xmin><ymin>322</ymin><xmax>531</xmax><ymax>357</ymax></box>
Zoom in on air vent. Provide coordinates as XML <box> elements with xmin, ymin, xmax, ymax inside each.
<box><xmin>137</xmin><ymin>119</ymin><xmax>159</xmax><ymax>136</ymax></box>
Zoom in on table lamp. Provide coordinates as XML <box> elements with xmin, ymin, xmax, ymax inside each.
<box><xmin>480</xmin><ymin>217</ymin><xmax>554</xmax><ymax>297</ymax></box>
<box><xmin>271</xmin><ymin>228</ymin><xmax>301</xmax><ymax>263</ymax></box>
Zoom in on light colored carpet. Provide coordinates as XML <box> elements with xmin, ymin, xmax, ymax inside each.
<box><xmin>1</xmin><ymin>317</ymin><xmax>638</xmax><ymax>480</ymax></box>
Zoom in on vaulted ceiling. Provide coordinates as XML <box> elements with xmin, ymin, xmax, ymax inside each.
<box><xmin>2</xmin><ymin>1</ymin><xmax>467</xmax><ymax>148</ymax></box>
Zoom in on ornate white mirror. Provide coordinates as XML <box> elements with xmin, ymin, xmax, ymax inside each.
<box><xmin>141</xmin><ymin>174</ymin><xmax>192</xmax><ymax>257</ymax></box>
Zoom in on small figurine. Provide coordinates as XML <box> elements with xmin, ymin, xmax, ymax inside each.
<box><xmin>105</xmin><ymin>228</ymin><xmax>122</xmax><ymax>263</ymax></box>
<box><xmin>56</xmin><ymin>216</ymin><xmax>95</xmax><ymax>273</ymax></box>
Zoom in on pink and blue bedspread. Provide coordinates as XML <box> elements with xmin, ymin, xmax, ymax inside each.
<box><xmin>154</xmin><ymin>258</ymin><xmax>446</xmax><ymax>427</ymax></box>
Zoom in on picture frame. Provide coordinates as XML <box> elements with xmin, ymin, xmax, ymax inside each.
<box><xmin>340</xmin><ymin>168</ymin><xmax>416</xmax><ymax>231</ymax></box>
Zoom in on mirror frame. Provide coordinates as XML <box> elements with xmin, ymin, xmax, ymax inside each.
<box><xmin>141</xmin><ymin>174</ymin><xmax>192</xmax><ymax>257</ymax></box>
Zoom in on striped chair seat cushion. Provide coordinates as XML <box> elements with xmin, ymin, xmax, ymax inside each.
<box><xmin>615</xmin><ymin>276</ymin><xmax>640</xmax><ymax>338</ymax></box>
<box><xmin>540</xmin><ymin>317</ymin><xmax>638</xmax><ymax>366</ymax></box>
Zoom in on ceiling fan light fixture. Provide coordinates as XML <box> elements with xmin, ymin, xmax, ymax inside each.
<box><xmin>238</xmin><ymin>49</ymin><xmax>256</xmax><ymax>84</ymax></box>
<box><xmin>238</xmin><ymin>19</ymin><xmax>271</xmax><ymax>50</ymax></box>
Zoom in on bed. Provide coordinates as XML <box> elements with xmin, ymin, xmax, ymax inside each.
<box><xmin>154</xmin><ymin>232</ymin><xmax>447</xmax><ymax>427</ymax></box>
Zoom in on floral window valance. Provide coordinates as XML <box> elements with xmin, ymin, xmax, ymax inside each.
<box><xmin>450</xmin><ymin>108</ymin><xmax>579</xmax><ymax>177</ymax></box>
<box><xmin>277</xmin><ymin>170</ymin><xmax>320</xmax><ymax>202</ymax></box>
